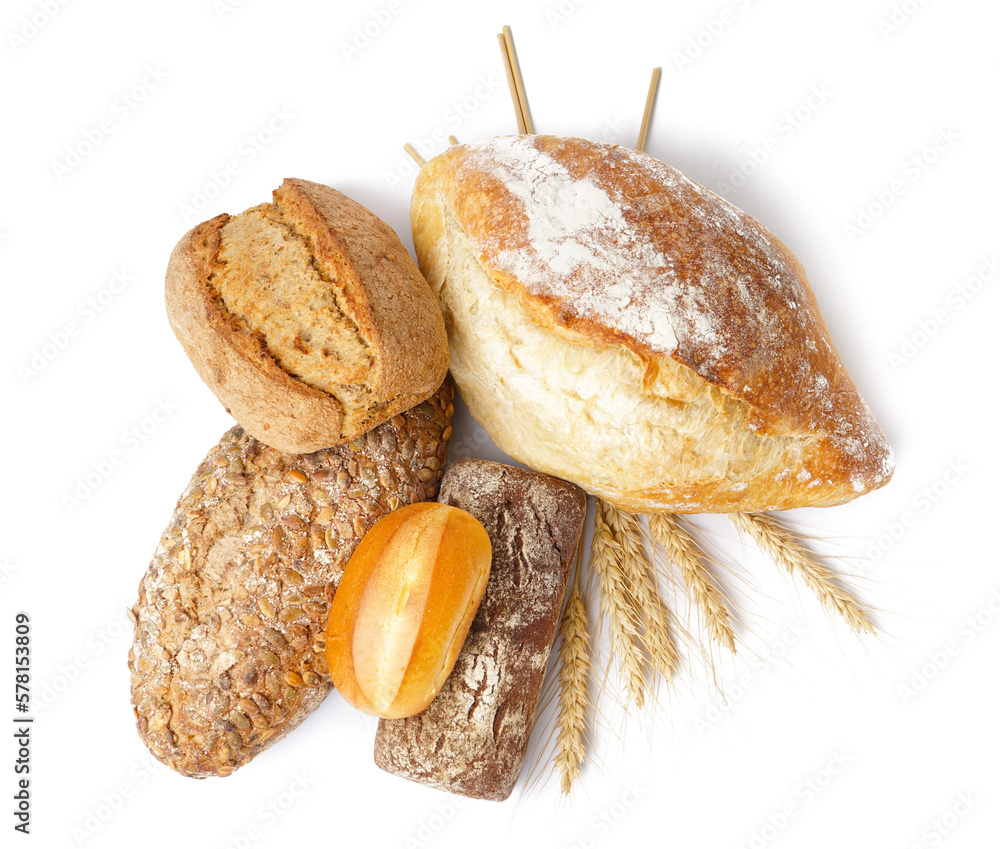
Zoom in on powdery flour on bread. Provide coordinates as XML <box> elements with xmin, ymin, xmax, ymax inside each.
<box><xmin>411</xmin><ymin>135</ymin><xmax>894</xmax><ymax>512</ymax></box>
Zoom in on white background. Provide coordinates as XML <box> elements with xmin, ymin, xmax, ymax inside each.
<box><xmin>2</xmin><ymin>0</ymin><xmax>998</xmax><ymax>847</ymax></box>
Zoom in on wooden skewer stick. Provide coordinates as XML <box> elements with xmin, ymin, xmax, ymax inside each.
<box><xmin>403</xmin><ymin>143</ymin><xmax>426</xmax><ymax>167</ymax></box>
<box><xmin>504</xmin><ymin>26</ymin><xmax>534</xmax><ymax>133</ymax></box>
<box><xmin>636</xmin><ymin>66</ymin><xmax>661</xmax><ymax>153</ymax></box>
<box><xmin>497</xmin><ymin>32</ymin><xmax>525</xmax><ymax>132</ymax></box>
<box><xmin>498</xmin><ymin>25</ymin><xmax>534</xmax><ymax>133</ymax></box>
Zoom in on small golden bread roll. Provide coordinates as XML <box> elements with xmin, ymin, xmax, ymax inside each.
<box><xmin>326</xmin><ymin>502</ymin><xmax>492</xmax><ymax>719</ymax></box>
<box><xmin>411</xmin><ymin>135</ymin><xmax>894</xmax><ymax>513</ymax></box>
<box><xmin>166</xmin><ymin>178</ymin><xmax>448</xmax><ymax>454</ymax></box>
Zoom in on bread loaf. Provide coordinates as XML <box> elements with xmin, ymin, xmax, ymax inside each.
<box><xmin>128</xmin><ymin>381</ymin><xmax>453</xmax><ymax>778</ymax></box>
<box><xmin>326</xmin><ymin>502</ymin><xmax>492</xmax><ymax>718</ymax></box>
<box><xmin>374</xmin><ymin>459</ymin><xmax>587</xmax><ymax>801</ymax></box>
<box><xmin>166</xmin><ymin>177</ymin><xmax>448</xmax><ymax>454</ymax></box>
<box><xmin>411</xmin><ymin>135</ymin><xmax>894</xmax><ymax>513</ymax></box>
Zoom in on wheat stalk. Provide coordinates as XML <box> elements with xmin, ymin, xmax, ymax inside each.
<box><xmin>648</xmin><ymin>513</ymin><xmax>737</xmax><ymax>653</ymax></box>
<box><xmin>729</xmin><ymin>512</ymin><xmax>875</xmax><ymax>637</ymax></box>
<box><xmin>601</xmin><ymin>503</ymin><xmax>679</xmax><ymax>684</ymax></box>
<box><xmin>554</xmin><ymin>553</ymin><xmax>590</xmax><ymax>795</ymax></box>
<box><xmin>591</xmin><ymin>502</ymin><xmax>647</xmax><ymax>707</ymax></box>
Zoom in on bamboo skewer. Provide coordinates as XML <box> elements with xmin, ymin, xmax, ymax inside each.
<box><xmin>403</xmin><ymin>143</ymin><xmax>426</xmax><ymax>167</ymax></box>
<box><xmin>498</xmin><ymin>33</ymin><xmax>523</xmax><ymax>131</ymax></box>
<box><xmin>409</xmin><ymin>27</ymin><xmax>529</xmax><ymax>170</ymax></box>
<box><xmin>636</xmin><ymin>66</ymin><xmax>661</xmax><ymax>153</ymax></box>
<box><xmin>498</xmin><ymin>25</ymin><xmax>534</xmax><ymax>133</ymax></box>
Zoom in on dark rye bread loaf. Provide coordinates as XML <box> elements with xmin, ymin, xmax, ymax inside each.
<box><xmin>374</xmin><ymin>458</ymin><xmax>587</xmax><ymax>801</ymax></box>
<box><xmin>129</xmin><ymin>381</ymin><xmax>453</xmax><ymax>778</ymax></box>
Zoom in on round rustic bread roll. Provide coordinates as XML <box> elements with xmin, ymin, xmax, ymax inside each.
<box><xmin>166</xmin><ymin>177</ymin><xmax>448</xmax><ymax>454</ymax></box>
<box><xmin>411</xmin><ymin>135</ymin><xmax>894</xmax><ymax>513</ymax></box>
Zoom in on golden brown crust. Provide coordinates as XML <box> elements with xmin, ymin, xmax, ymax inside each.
<box><xmin>325</xmin><ymin>502</ymin><xmax>492</xmax><ymax>719</ymax></box>
<box><xmin>165</xmin><ymin>178</ymin><xmax>448</xmax><ymax>454</ymax></box>
<box><xmin>273</xmin><ymin>179</ymin><xmax>448</xmax><ymax>408</ymax></box>
<box><xmin>412</xmin><ymin>135</ymin><xmax>893</xmax><ymax>513</ymax></box>
<box><xmin>128</xmin><ymin>382</ymin><xmax>454</xmax><ymax>778</ymax></box>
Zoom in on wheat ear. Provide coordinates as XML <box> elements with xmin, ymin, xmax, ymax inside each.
<box><xmin>729</xmin><ymin>512</ymin><xmax>875</xmax><ymax>636</ymax></box>
<box><xmin>555</xmin><ymin>543</ymin><xmax>590</xmax><ymax>794</ymax></box>
<box><xmin>601</xmin><ymin>504</ymin><xmax>679</xmax><ymax>684</ymax></box>
<box><xmin>648</xmin><ymin>513</ymin><xmax>737</xmax><ymax>653</ymax></box>
<box><xmin>591</xmin><ymin>501</ymin><xmax>647</xmax><ymax>707</ymax></box>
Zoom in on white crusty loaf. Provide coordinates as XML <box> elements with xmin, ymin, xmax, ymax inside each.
<box><xmin>411</xmin><ymin>135</ymin><xmax>893</xmax><ymax>513</ymax></box>
<box><xmin>166</xmin><ymin>178</ymin><xmax>449</xmax><ymax>454</ymax></box>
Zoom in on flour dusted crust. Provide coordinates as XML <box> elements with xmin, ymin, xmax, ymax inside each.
<box><xmin>374</xmin><ymin>459</ymin><xmax>586</xmax><ymax>801</ymax></box>
<box><xmin>166</xmin><ymin>178</ymin><xmax>448</xmax><ymax>454</ymax></box>
<box><xmin>128</xmin><ymin>382</ymin><xmax>453</xmax><ymax>778</ymax></box>
<box><xmin>412</xmin><ymin>135</ymin><xmax>894</xmax><ymax>513</ymax></box>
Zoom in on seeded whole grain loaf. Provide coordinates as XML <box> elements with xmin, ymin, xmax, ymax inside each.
<box><xmin>374</xmin><ymin>458</ymin><xmax>587</xmax><ymax>801</ymax></box>
<box><xmin>129</xmin><ymin>381</ymin><xmax>454</xmax><ymax>779</ymax></box>
<box><xmin>166</xmin><ymin>177</ymin><xmax>449</xmax><ymax>454</ymax></box>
